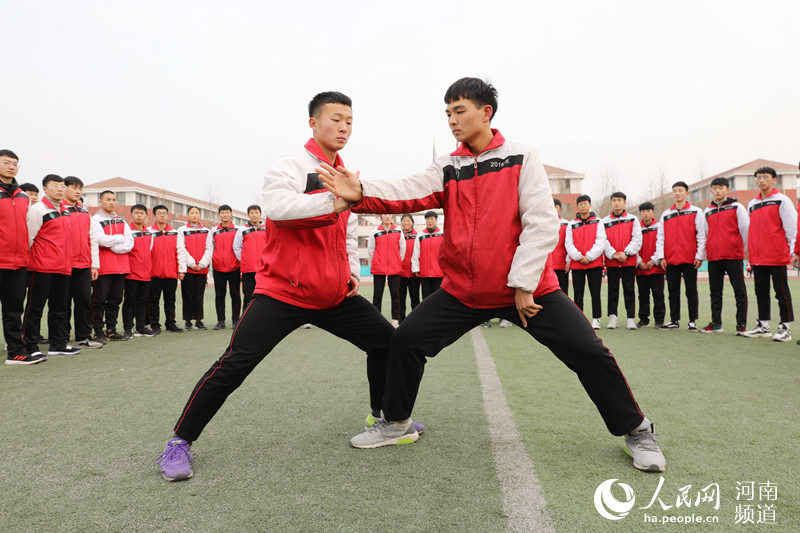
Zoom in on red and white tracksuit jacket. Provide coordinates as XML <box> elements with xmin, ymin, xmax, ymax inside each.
<box><xmin>636</xmin><ymin>220</ymin><xmax>665</xmax><ymax>276</ymax></box>
<box><xmin>368</xmin><ymin>223</ymin><xmax>405</xmax><ymax>276</ymax></box>
<box><xmin>602</xmin><ymin>211</ymin><xmax>642</xmax><ymax>268</ymax></box>
<box><xmin>704</xmin><ymin>198</ymin><xmax>749</xmax><ymax>261</ymax></box>
<box><xmin>747</xmin><ymin>189</ymin><xmax>796</xmax><ymax>266</ymax></box>
<box><xmin>27</xmin><ymin>196</ymin><xmax>73</xmax><ymax>275</ymax></box>
<box><xmin>412</xmin><ymin>227</ymin><xmax>444</xmax><ymax>278</ymax></box>
<box><xmin>178</xmin><ymin>223</ymin><xmax>213</xmax><ymax>275</ymax></box>
<box><xmin>0</xmin><ymin>180</ymin><xmax>29</xmax><ymax>269</ymax></box>
<box><xmin>548</xmin><ymin>217</ymin><xmax>570</xmax><ymax>271</ymax></box>
<box><xmin>211</xmin><ymin>223</ymin><xmax>240</xmax><ymax>273</ymax></box>
<box><xmin>400</xmin><ymin>229</ymin><xmax>418</xmax><ymax>278</ymax></box>
<box><xmin>655</xmin><ymin>202</ymin><xmax>706</xmax><ymax>265</ymax></box>
<box><xmin>233</xmin><ymin>222</ymin><xmax>268</xmax><ymax>274</ymax></box>
<box><xmin>255</xmin><ymin>138</ymin><xmax>359</xmax><ymax>310</ymax></box>
<box><xmin>565</xmin><ymin>213</ymin><xmax>607</xmax><ymax>270</ymax></box>
<box><xmin>353</xmin><ymin>129</ymin><xmax>560</xmax><ymax>309</ymax></box>
<box><xmin>150</xmin><ymin>223</ymin><xmax>186</xmax><ymax>278</ymax></box>
<box><xmin>64</xmin><ymin>202</ymin><xmax>99</xmax><ymax>270</ymax></box>
<box><xmin>126</xmin><ymin>223</ymin><xmax>153</xmax><ymax>282</ymax></box>
<box><xmin>92</xmin><ymin>211</ymin><xmax>133</xmax><ymax>275</ymax></box>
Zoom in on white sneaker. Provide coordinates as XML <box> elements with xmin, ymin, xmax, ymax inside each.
<box><xmin>742</xmin><ymin>322</ymin><xmax>771</xmax><ymax>338</ymax></box>
<box><xmin>300</xmin><ymin>323</ymin><xmax>312</xmax><ymax>329</ymax></box>
<box><xmin>350</xmin><ymin>419</ymin><xmax>419</xmax><ymax>449</ymax></box>
<box><xmin>626</xmin><ymin>318</ymin><xmax>637</xmax><ymax>330</ymax></box>
<box><xmin>498</xmin><ymin>319</ymin><xmax>512</xmax><ymax>328</ymax></box>
<box><xmin>624</xmin><ymin>418</ymin><xmax>666</xmax><ymax>472</ymax></box>
<box><xmin>591</xmin><ymin>318</ymin><xmax>601</xmax><ymax>330</ymax></box>
<box><xmin>607</xmin><ymin>315</ymin><xmax>618</xmax><ymax>329</ymax></box>
<box><xmin>772</xmin><ymin>324</ymin><xmax>791</xmax><ymax>342</ymax></box>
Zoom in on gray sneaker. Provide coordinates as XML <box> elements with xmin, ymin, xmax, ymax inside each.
<box><xmin>624</xmin><ymin>418</ymin><xmax>666</xmax><ymax>472</ymax></box>
<box><xmin>350</xmin><ymin>419</ymin><xmax>419</xmax><ymax>449</ymax></box>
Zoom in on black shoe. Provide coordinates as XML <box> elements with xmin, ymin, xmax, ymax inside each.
<box><xmin>150</xmin><ymin>326</ymin><xmax>163</xmax><ymax>335</ymax></box>
<box><xmin>213</xmin><ymin>322</ymin><xmax>226</xmax><ymax>330</ymax></box>
<box><xmin>48</xmin><ymin>345</ymin><xmax>81</xmax><ymax>356</ymax></box>
<box><xmin>166</xmin><ymin>325</ymin><xmax>184</xmax><ymax>333</ymax></box>
<box><xmin>34</xmin><ymin>335</ymin><xmax>48</xmax><ymax>344</ymax></box>
<box><xmin>194</xmin><ymin>321</ymin><xmax>207</xmax><ymax>330</ymax></box>
<box><xmin>6</xmin><ymin>352</ymin><xmax>47</xmax><ymax>365</ymax></box>
<box><xmin>185</xmin><ymin>321</ymin><xmax>194</xmax><ymax>330</ymax></box>
<box><xmin>636</xmin><ymin>320</ymin><xmax>650</xmax><ymax>328</ymax></box>
<box><xmin>106</xmin><ymin>330</ymin><xmax>129</xmax><ymax>341</ymax></box>
<box><xmin>94</xmin><ymin>332</ymin><xmax>107</xmax><ymax>345</ymax></box>
<box><xmin>658</xmin><ymin>321</ymin><xmax>679</xmax><ymax>330</ymax></box>
<box><xmin>480</xmin><ymin>321</ymin><xmax>492</xmax><ymax>328</ymax></box>
<box><xmin>134</xmin><ymin>327</ymin><xmax>155</xmax><ymax>337</ymax></box>
<box><xmin>123</xmin><ymin>329</ymin><xmax>134</xmax><ymax>339</ymax></box>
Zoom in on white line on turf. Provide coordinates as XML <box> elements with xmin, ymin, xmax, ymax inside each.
<box><xmin>470</xmin><ymin>328</ymin><xmax>555</xmax><ymax>533</ymax></box>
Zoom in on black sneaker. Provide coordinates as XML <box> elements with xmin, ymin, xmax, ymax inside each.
<box><xmin>658</xmin><ymin>321</ymin><xmax>679</xmax><ymax>330</ymax></box>
<box><xmin>106</xmin><ymin>330</ymin><xmax>129</xmax><ymax>341</ymax></box>
<box><xmin>194</xmin><ymin>321</ymin><xmax>207</xmax><ymax>330</ymax></box>
<box><xmin>6</xmin><ymin>352</ymin><xmax>47</xmax><ymax>365</ymax></box>
<box><xmin>123</xmin><ymin>329</ymin><xmax>134</xmax><ymax>339</ymax></box>
<box><xmin>213</xmin><ymin>322</ymin><xmax>225</xmax><ymax>330</ymax></box>
<box><xmin>166</xmin><ymin>325</ymin><xmax>184</xmax><ymax>333</ymax></box>
<box><xmin>76</xmin><ymin>338</ymin><xmax>104</xmax><ymax>349</ymax></box>
<box><xmin>134</xmin><ymin>327</ymin><xmax>156</xmax><ymax>337</ymax></box>
<box><xmin>48</xmin><ymin>345</ymin><xmax>81</xmax><ymax>356</ymax></box>
<box><xmin>185</xmin><ymin>321</ymin><xmax>194</xmax><ymax>331</ymax></box>
<box><xmin>636</xmin><ymin>320</ymin><xmax>650</xmax><ymax>328</ymax></box>
<box><xmin>480</xmin><ymin>321</ymin><xmax>492</xmax><ymax>328</ymax></box>
<box><xmin>150</xmin><ymin>326</ymin><xmax>163</xmax><ymax>335</ymax></box>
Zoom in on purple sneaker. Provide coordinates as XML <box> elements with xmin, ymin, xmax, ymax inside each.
<box><xmin>413</xmin><ymin>421</ymin><xmax>425</xmax><ymax>434</ymax></box>
<box><xmin>157</xmin><ymin>438</ymin><xmax>193</xmax><ymax>481</ymax></box>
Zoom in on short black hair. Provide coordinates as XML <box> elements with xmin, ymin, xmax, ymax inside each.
<box><xmin>553</xmin><ymin>198</ymin><xmax>562</xmax><ymax>208</ymax></box>
<box><xmin>64</xmin><ymin>176</ymin><xmax>84</xmax><ymax>188</ymax></box>
<box><xmin>20</xmin><ymin>183</ymin><xmax>39</xmax><ymax>193</ymax></box>
<box><xmin>401</xmin><ymin>214</ymin><xmax>414</xmax><ymax>223</ymax></box>
<box><xmin>424</xmin><ymin>211</ymin><xmax>438</xmax><ymax>219</ymax></box>
<box><xmin>218</xmin><ymin>204</ymin><xmax>232</xmax><ymax>213</ymax></box>
<box><xmin>610</xmin><ymin>191</ymin><xmax>627</xmax><ymax>200</ymax></box>
<box><xmin>247</xmin><ymin>204</ymin><xmax>261</xmax><ymax>214</ymax></box>
<box><xmin>576</xmin><ymin>194</ymin><xmax>591</xmax><ymax>204</ymax></box>
<box><xmin>710</xmin><ymin>177</ymin><xmax>730</xmax><ymax>188</ymax></box>
<box><xmin>99</xmin><ymin>190</ymin><xmax>116</xmax><ymax>199</ymax></box>
<box><xmin>672</xmin><ymin>181</ymin><xmax>689</xmax><ymax>191</ymax></box>
<box><xmin>0</xmin><ymin>149</ymin><xmax>19</xmax><ymax>160</ymax></box>
<box><xmin>308</xmin><ymin>91</ymin><xmax>352</xmax><ymax>118</ymax></box>
<box><xmin>444</xmin><ymin>77</ymin><xmax>499</xmax><ymax>121</ymax></box>
<box><xmin>131</xmin><ymin>203</ymin><xmax>148</xmax><ymax>213</ymax></box>
<box><xmin>187</xmin><ymin>205</ymin><xmax>201</xmax><ymax>214</ymax></box>
<box><xmin>754</xmin><ymin>167</ymin><xmax>776</xmax><ymax>178</ymax></box>
<box><xmin>42</xmin><ymin>174</ymin><xmax>64</xmax><ymax>187</ymax></box>
<box><xmin>153</xmin><ymin>204</ymin><xmax>168</xmax><ymax>215</ymax></box>
<box><xmin>639</xmin><ymin>202</ymin><xmax>655</xmax><ymax>211</ymax></box>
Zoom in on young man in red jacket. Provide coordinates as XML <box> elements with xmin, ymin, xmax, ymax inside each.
<box><xmin>320</xmin><ymin>78</ymin><xmax>665</xmax><ymax>473</ymax></box>
<box><xmin>566</xmin><ymin>195</ymin><xmax>606</xmax><ymax>329</ymax></box>
<box><xmin>397</xmin><ymin>213</ymin><xmax>420</xmax><ymax>323</ymax></box>
<box><xmin>19</xmin><ymin>182</ymin><xmax>38</xmax><ymax>205</ymax></box>
<box><xmin>743</xmin><ymin>167</ymin><xmax>796</xmax><ymax>342</ymax></box>
<box><xmin>63</xmin><ymin>176</ymin><xmax>102</xmax><ymax>349</ymax></box>
<box><xmin>0</xmin><ymin>150</ymin><xmax>42</xmax><ymax>365</ymax></box>
<box><xmin>635</xmin><ymin>202</ymin><xmax>666</xmax><ymax>328</ymax></box>
<box><xmin>655</xmin><ymin>181</ymin><xmax>706</xmax><ymax>332</ymax></box>
<box><xmin>602</xmin><ymin>192</ymin><xmax>642</xmax><ymax>330</ymax></box>
<box><xmin>122</xmin><ymin>204</ymin><xmax>155</xmax><ymax>338</ymax></box>
<box><xmin>412</xmin><ymin>210</ymin><xmax>444</xmax><ymax>300</ymax></box>
<box><xmin>156</xmin><ymin>92</ymin><xmax>416</xmax><ymax>482</ymax></box>
<box><xmin>233</xmin><ymin>205</ymin><xmax>267</xmax><ymax>312</ymax></box>
<box><xmin>549</xmin><ymin>198</ymin><xmax>570</xmax><ymax>293</ymax></box>
<box><xmin>178</xmin><ymin>206</ymin><xmax>212</xmax><ymax>330</ymax></box>
<box><xmin>702</xmin><ymin>178</ymin><xmax>749</xmax><ymax>334</ymax></box>
<box><xmin>368</xmin><ymin>214</ymin><xmax>405</xmax><ymax>327</ymax></box>
<box><xmin>23</xmin><ymin>174</ymin><xmax>79</xmax><ymax>358</ymax></box>
<box><xmin>211</xmin><ymin>204</ymin><xmax>241</xmax><ymax>330</ymax></box>
<box><xmin>149</xmin><ymin>205</ymin><xmax>185</xmax><ymax>334</ymax></box>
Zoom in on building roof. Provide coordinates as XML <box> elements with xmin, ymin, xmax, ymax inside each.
<box><xmin>544</xmin><ymin>164</ymin><xmax>583</xmax><ymax>177</ymax></box>
<box><xmin>708</xmin><ymin>158</ymin><xmax>799</xmax><ymax>179</ymax></box>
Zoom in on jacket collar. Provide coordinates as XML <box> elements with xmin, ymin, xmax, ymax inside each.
<box><xmin>424</xmin><ymin>226</ymin><xmax>440</xmax><ymax>233</ymax></box>
<box><xmin>670</xmin><ymin>202</ymin><xmax>692</xmax><ymax>211</ymax></box>
<box><xmin>758</xmin><ymin>188</ymin><xmax>779</xmax><ymax>200</ymax></box>
<box><xmin>450</xmin><ymin>129</ymin><xmax>505</xmax><ymax>157</ymax></box>
<box><xmin>710</xmin><ymin>197</ymin><xmax>736</xmax><ymax>208</ymax></box>
<box><xmin>378</xmin><ymin>224</ymin><xmax>396</xmax><ymax>231</ymax></box>
<box><xmin>305</xmin><ymin>138</ymin><xmax>344</xmax><ymax>168</ymax></box>
<box><xmin>611</xmin><ymin>210</ymin><xmax>627</xmax><ymax>218</ymax></box>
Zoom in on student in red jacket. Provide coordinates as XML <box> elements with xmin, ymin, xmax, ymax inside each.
<box><xmin>122</xmin><ymin>204</ymin><xmax>155</xmax><ymax>338</ymax></box>
<box><xmin>703</xmin><ymin>178</ymin><xmax>749</xmax><ymax>334</ymax></box>
<box><xmin>743</xmin><ymin>167</ymin><xmax>796</xmax><ymax>342</ymax></box>
<box><xmin>397</xmin><ymin>214</ymin><xmax>420</xmax><ymax>323</ymax></box>
<box><xmin>233</xmin><ymin>205</ymin><xmax>267</xmax><ymax>313</ymax></box>
<box><xmin>23</xmin><ymin>174</ymin><xmax>78</xmax><ymax>358</ymax></box>
<box><xmin>320</xmin><ymin>78</ymin><xmax>664</xmax><ymax>473</ymax></box>
<box><xmin>635</xmin><ymin>202</ymin><xmax>666</xmax><ymax>328</ymax></box>
<box><xmin>63</xmin><ymin>176</ymin><xmax>101</xmax><ymax>349</ymax></box>
<box><xmin>602</xmin><ymin>192</ymin><xmax>642</xmax><ymax>330</ymax></box>
<box><xmin>149</xmin><ymin>205</ymin><xmax>186</xmax><ymax>334</ymax></box>
<box><xmin>178</xmin><ymin>206</ymin><xmax>212</xmax><ymax>330</ymax></box>
<box><xmin>0</xmin><ymin>150</ymin><xmax>41</xmax><ymax>365</ymax></box>
<box><xmin>368</xmin><ymin>214</ymin><xmax>405</xmax><ymax>326</ymax></box>
<box><xmin>565</xmin><ymin>195</ymin><xmax>606</xmax><ymax>329</ymax></box>
<box><xmin>20</xmin><ymin>183</ymin><xmax>39</xmax><ymax>205</ymax></box>
<box><xmin>211</xmin><ymin>204</ymin><xmax>241</xmax><ymax>330</ymax></box>
<box><xmin>412</xmin><ymin>211</ymin><xmax>444</xmax><ymax>299</ymax></box>
<box><xmin>549</xmin><ymin>198</ymin><xmax>570</xmax><ymax>293</ymax></box>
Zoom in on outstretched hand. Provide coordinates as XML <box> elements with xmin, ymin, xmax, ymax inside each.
<box><xmin>316</xmin><ymin>163</ymin><xmax>363</xmax><ymax>203</ymax></box>
<box><xmin>515</xmin><ymin>288</ymin><xmax>542</xmax><ymax>328</ymax></box>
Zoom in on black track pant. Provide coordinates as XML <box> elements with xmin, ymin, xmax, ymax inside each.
<box><xmin>0</xmin><ymin>268</ymin><xmax>27</xmax><ymax>356</ymax></box>
<box><xmin>23</xmin><ymin>271</ymin><xmax>70</xmax><ymax>351</ymax></box>
<box><xmin>398</xmin><ymin>276</ymin><xmax>420</xmax><ymax>322</ymax></box>
<box><xmin>149</xmin><ymin>277</ymin><xmax>178</xmax><ymax>330</ymax></box>
<box><xmin>93</xmin><ymin>274</ymin><xmax>125</xmax><ymax>333</ymax></box>
<box><xmin>173</xmin><ymin>294</ymin><xmax>394</xmax><ymax>443</ymax></box>
<box><xmin>752</xmin><ymin>265</ymin><xmax>793</xmax><ymax>323</ymax></box>
<box><xmin>666</xmin><ymin>263</ymin><xmax>698</xmax><ymax>322</ymax></box>
<box><xmin>122</xmin><ymin>278</ymin><xmax>150</xmax><ymax>332</ymax></box>
<box><xmin>571</xmin><ymin>267</ymin><xmax>602</xmax><ymax>319</ymax></box>
<box><xmin>372</xmin><ymin>274</ymin><xmax>400</xmax><ymax>319</ymax></box>
<box><xmin>555</xmin><ymin>269</ymin><xmax>569</xmax><ymax>293</ymax></box>
<box><xmin>213</xmin><ymin>269</ymin><xmax>241</xmax><ymax>323</ymax></box>
<box><xmin>636</xmin><ymin>274</ymin><xmax>665</xmax><ymax>325</ymax></box>
<box><xmin>708</xmin><ymin>259</ymin><xmax>748</xmax><ymax>328</ymax></box>
<box><xmin>420</xmin><ymin>277</ymin><xmax>443</xmax><ymax>299</ymax></box>
<box><xmin>68</xmin><ymin>267</ymin><xmax>93</xmax><ymax>341</ymax></box>
<box><xmin>181</xmin><ymin>272</ymin><xmax>207</xmax><ymax>321</ymax></box>
<box><xmin>384</xmin><ymin>289</ymin><xmax>645</xmax><ymax>436</ymax></box>
<box><xmin>606</xmin><ymin>266</ymin><xmax>636</xmax><ymax>318</ymax></box>
<box><xmin>241</xmin><ymin>272</ymin><xmax>257</xmax><ymax>312</ymax></box>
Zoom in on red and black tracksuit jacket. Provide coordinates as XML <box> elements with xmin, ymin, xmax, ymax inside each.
<box><xmin>414</xmin><ymin>227</ymin><xmax>444</xmax><ymax>277</ymax></box>
<box><xmin>548</xmin><ymin>218</ymin><xmax>569</xmax><ymax>270</ymax></box>
<box><xmin>150</xmin><ymin>224</ymin><xmax>182</xmax><ymax>278</ymax></box>
<box><xmin>747</xmin><ymin>190</ymin><xmax>796</xmax><ymax>266</ymax></box>
<box><xmin>400</xmin><ymin>229</ymin><xmax>418</xmax><ymax>277</ymax></box>
<box><xmin>0</xmin><ymin>180</ymin><xmax>29</xmax><ymax>269</ymax></box>
<box><xmin>238</xmin><ymin>223</ymin><xmax>267</xmax><ymax>274</ymax></box>
<box><xmin>28</xmin><ymin>197</ymin><xmax>72</xmax><ymax>275</ymax></box>
<box><xmin>704</xmin><ymin>198</ymin><xmax>748</xmax><ymax>261</ymax></box>
<box><xmin>370</xmin><ymin>224</ymin><xmax>403</xmax><ymax>276</ymax></box>
<box><xmin>636</xmin><ymin>220</ymin><xmax>665</xmax><ymax>276</ymax></box>
<box><xmin>212</xmin><ymin>223</ymin><xmax>239</xmax><ymax>273</ymax></box>
<box><xmin>126</xmin><ymin>224</ymin><xmax>152</xmax><ymax>282</ymax></box>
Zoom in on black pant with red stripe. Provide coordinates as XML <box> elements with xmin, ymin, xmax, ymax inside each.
<box><xmin>606</xmin><ymin>266</ymin><xmax>636</xmax><ymax>319</ymax></box>
<box><xmin>181</xmin><ymin>272</ymin><xmax>207</xmax><ymax>322</ymax></box>
<box><xmin>383</xmin><ymin>288</ymin><xmax>644</xmax><ymax>436</ymax></box>
<box><xmin>372</xmin><ymin>274</ymin><xmax>400</xmax><ymax>319</ymax></box>
<box><xmin>708</xmin><ymin>259</ymin><xmax>748</xmax><ymax>328</ymax></box>
<box><xmin>665</xmin><ymin>263</ymin><xmax>698</xmax><ymax>322</ymax></box>
<box><xmin>213</xmin><ymin>269</ymin><xmax>241</xmax><ymax>324</ymax></box>
<box><xmin>0</xmin><ymin>267</ymin><xmax>27</xmax><ymax>356</ymax></box>
<box><xmin>172</xmin><ymin>294</ymin><xmax>394</xmax><ymax>443</ymax></box>
<box><xmin>23</xmin><ymin>271</ymin><xmax>71</xmax><ymax>351</ymax></box>
<box><xmin>555</xmin><ymin>269</ymin><xmax>569</xmax><ymax>293</ymax></box>
<box><xmin>149</xmin><ymin>277</ymin><xmax>178</xmax><ymax>330</ymax></box>
<box><xmin>68</xmin><ymin>268</ymin><xmax>93</xmax><ymax>342</ymax></box>
<box><xmin>241</xmin><ymin>272</ymin><xmax>257</xmax><ymax>312</ymax></box>
<box><xmin>420</xmin><ymin>277</ymin><xmax>443</xmax><ymax>299</ymax></box>
<box><xmin>752</xmin><ymin>265</ymin><xmax>793</xmax><ymax>323</ymax></box>
<box><xmin>93</xmin><ymin>274</ymin><xmax>125</xmax><ymax>334</ymax></box>
<box><xmin>571</xmin><ymin>267</ymin><xmax>602</xmax><ymax>319</ymax></box>
<box><xmin>636</xmin><ymin>274</ymin><xmax>665</xmax><ymax>325</ymax></box>
<box><xmin>398</xmin><ymin>276</ymin><xmax>420</xmax><ymax>322</ymax></box>
<box><xmin>122</xmin><ymin>278</ymin><xmax>150</xmax><ymax>332</ymax></box>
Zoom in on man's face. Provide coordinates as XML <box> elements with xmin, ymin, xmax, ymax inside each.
<box><xmin>577</xmin><ymin>201</ymin><xmax>591</xmax><ymax>216</ymax></box>
<box><xmin>640</xmin><ymin>209</ymin><xmax>655</xmax><ymax>224</ymax></box>
<box><xmin>154</xmin><ymin>209</ymin><xmax>169</xmax><ymax>225</ymax></box>
<box><xmin>65</xmin><ymin>184</ymin><xmax>82</xmax><ymax>204</ymax></box>
<box><xmin>710</xmin><ymin>185</ymin><xmax>728</xmax><ymax>202</ymax></box>
<box><xmin>100</xmin><ymin>193</ymin><xmax>116</xmax><ymax>212</ymax></box>
<box><xmin>611</xmin><ymin>197</ymin><xmax>626</xmax><ymax>214</ymax></box>
<box><xmin>310</xmin><ymin>103</ymin><xmax>352</xmax><ymax>157</ymax></box>
<box><xmin>27</xmin><ymin>191</ymin><xmax>39</xmax><ymax>204</ymax></box>
<box><xmin>446</xmin><ymin>98</ymin><xmax>490</xmax><ymax>145</ymax></box>
<box><xmin>131</xmin><ymin>209</ymin><xmax>147</xmax><ymax>226</ymax></box>
<box><xmin>425</xmin><ymin>216</ymin><xmax>437</xmax><ymax>230</ymax></box>
<box><xmin>44</xmin><ymin>180</ymin><xmax>65</xmax><ymax>201</ymax></box>
<box><xmin>0</xmin><ymin>156</ymin><xmax>19</xmax><ymax>180</ymax></box>
<box><xmin>401</xmin><ymin>217</ymin><xmax>413</xmax><ymax>232</ymax></box>
<box><xmin>755</xmin><ymin>173</ymin><xmax>776</xmax><ymax>193</ymax></box>
<box><xmin>554</xmin><ymin>204</ymin><xmax>562</xmax><ymax>217</ymax></box>
<box><xmin>219</xmin><ymin>210</ymin><xmax>232</xmax><ymax>224</ymax></box>
<box><xmin>248</xmin><ymin>209</ymin><xmax>261</xmax><ymax>225</ymax></box>
<box><xmin>672</xmin><ymin>187</ymin><xmax>687</xmax><ymax>203</ymax></box>
<box><xmin>381</xmin><ymin>214</ymin><xmax>394</xmax><ymax>226</ymax></box>
<box><xmin>188</xmin><ymin>208</ymin><xmax>200</xmax><ymax>223</ymax></box>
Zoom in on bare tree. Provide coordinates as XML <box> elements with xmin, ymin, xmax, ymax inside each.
<box><xmin>205</xmin><ymin>178</ymin><xmax>222</xmax><ymax>205</ymax></box>
<box><xmin>594</xmin><ymin>166</ymin><xmax>619</xmax><ymax>217</ymax></box>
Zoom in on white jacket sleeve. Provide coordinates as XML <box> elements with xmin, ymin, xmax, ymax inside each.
<box><xmin>367</xmin><ymin>230</ymin><xmax>376</xmax><ymax>263</ymax></box>
<box><xmin>177</xmin><ymin>230</ymin><xmax>188</xmax><ymax>273</ymax></box>
<box><xmin>27</xmin><ymin>204</ymin><xmax>42</xmax><ymax>247</ymax></box>
<box><xmin>233</xmin><ymin>227</ymin><xmax>244</xmax><ymax>261</ymax></box>
<box><xmin>565</xmin><ymin>223</ymin><xmax>581</xmax><ymax>261</ymax></box>
<box><xmin>263</xmin><ymin>157</ymin><xmax>337</xmax><ymax>223</ymax></box>
<box><xmin>93</xmin><ymin>216</ymin><xmax>124</xmax><ymax>248</ymax></box>
<box><xmin>178</xmin><ymin>228</ymin><xmax>196</xmax><ymax>268</ymax></box>
<box><xmin>779</xmin><ymin>197</ymin><xmax>797</xmax><ymax>254</ymax></box>
<box><xmin>198</xmin><ymin>229</ymin><xmax>213</xmax><ymax>269</ymax></box>
<box><xmin>694</xmin><ymin>208</ymin><xmax>707</xmax><ymax>261</ymax></box>
<box><xmin>507</xmin><ymin>150</ymin><xmax>560</xmax><ymax>292</ymax></box>
<box><xmin>346</xmin><ymin>213</ymin><xmax>360</xmax><ymax>278</ymax></box>
<box><xmin>626</xmin><ymin>219</ymin><xmax>643</xmax><ymax>256</ymax></box>
<box><xmin>411</xmin><ymin>237</ymin><xmax>421</xmax><ymax>274</ymax></box>
<box><xmin>110</xmin><ymin>222</ymin><xmax>134</xmax><ymax>254</ymax></box>
<box><xmin>90</xmin><ymin>218</ymin><xmax>100</xmax><ymax>269</ymax></box>
<box><xmin>357</xmin><ymin>160</ymin><xmax>446</xmax><ymax>214</ymax></box>
<box><xmin>737</xmin><ymin>203</ymin><xmax>750</xmax><ymax>253</ymax></box>
<box><xmin>654</xmin><ymin>214</ymin><xmax>666</xmax><ymax>262</ymax></box>
<box><xmin>398</xmin><ymin>230</ymin><xmax>406</xmax><ymax>260</ymax></box>
<box><xmin>585</xmin><ymin>221</ymin><xmax>607</xmax><ymax>263</ymax></box>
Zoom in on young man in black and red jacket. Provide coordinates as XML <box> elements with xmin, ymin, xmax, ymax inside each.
<box><xmin>122</xmin><ymin>204</ymin><xmax>155</xmax><ymax>338</ymax></box>
<box><xmin>635</xmin><ymin>202</ymin><xmax>666</xmax><ymax>328</ymax></box>
<box><xmin>397</xmin><ymin>213</ymin><xmax>420</xmax><ymax>323</ymax></box>
<box><xmin>149</xmin><ymin>205</ymin><xmax>185</xmax><ymax>334</ymax></box>
<box><xmin>211</xmin><ymin>204</ymin><xmax>241</xmax><ymax>330</ymax></box>
<box><xmin>368</xmin><ymin>213</ymin><xmax>405</xmax><ymax>326</ymax></box>
<box><xmin>602</xmin><ymin>192</ymin><xmax>642</xmax><ymax>330</ymax></box>
<box><xmin>565</xmin><ymin>194</ymin><xmax>606</xmax><ymax>329</ymax></box>
<box><xmin>412</xmin><ymin>211</ymin><xmax>444</xmax><ymax>300</ymax></box>
<box><xmin>548</xmin><ymin>198</ymin><xmax>570</xmax><ymax>293</ymax></box>
<box><xmin>233</xmin><ymin>205</ymin><xmax>267</xmax><ymax>313</ymax></box>
<box><xmin>0</xmin><ymin>149</ymin><xmax>42</xmax><ymax>365</ymax></box>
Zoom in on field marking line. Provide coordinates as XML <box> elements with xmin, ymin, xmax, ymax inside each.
<box><xmin>470</xmin><ymin>328</ymin><xmax>555</xmax><ymax>533</ymax></box>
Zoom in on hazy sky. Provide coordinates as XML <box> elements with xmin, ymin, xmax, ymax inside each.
<box><xmin>4</xmin><ymin>0</ymin><xmax>798</xmax><ymax>211</ymax></box>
